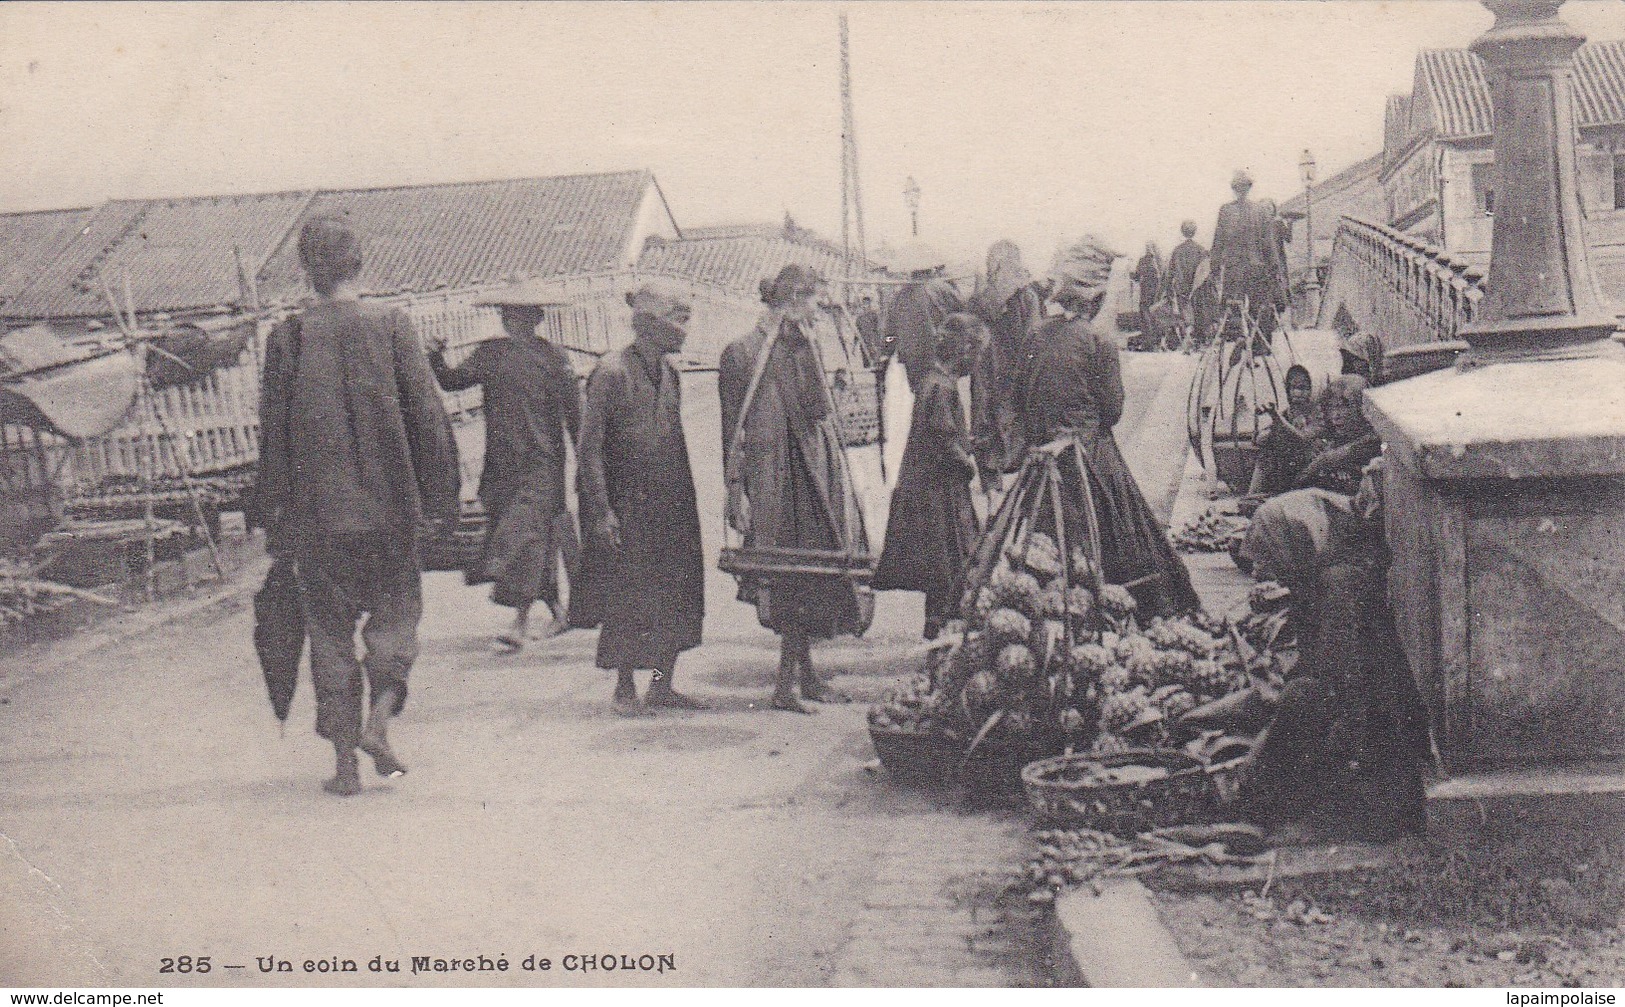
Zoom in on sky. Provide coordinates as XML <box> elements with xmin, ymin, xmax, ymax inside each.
<box><xmin>5</xmin><ymin>1</ymin><xmax>1625</xmax><ymax>272</ymax></box>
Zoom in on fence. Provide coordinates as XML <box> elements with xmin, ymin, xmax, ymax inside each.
<box><xmin>1318</xmin><ymin>215</ymin><xmax>1486</xmax><ymax>348</ymax></box>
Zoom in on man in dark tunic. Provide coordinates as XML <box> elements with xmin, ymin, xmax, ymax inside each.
<box><xmin>1129</xmin><ymin>242</ymin><xmax>1165</xmax><ymax>349</ymax></box>
<box><xmin>854</xmin><ymin>295</ymin><xmax>882</xmax><ymax>362</ymax></box>
<box><xmin>1162</xmin><ymin>221</ymin><xmax>1212</xmax><ymax>349</ymax></box>
<box><xmin>257</xmin><ymin>215</ymin><xmax>459</xmax><ymax>796</ymax></box>
<box><xmin>426</xmin><ymin>298</ymin><xmax>580</xmax><ymax>651</ymax></box>
<box><xmin>575</xmin><ymin>286</ymin><xmax>706</xmax><ymax>714</ymax></box>
<box><xmin>720</xmin><ymin>265</ymin><xmax>871</xmax><ymax>713</ymax></box>
<box><xmin>1211</xmin><ymin>170</ymin><xmax>1284</xmax><ymax>338</ymax></box>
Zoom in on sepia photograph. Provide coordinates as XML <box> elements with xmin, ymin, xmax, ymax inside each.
<box><xmin>1</xmin><ymin>0</ymin><xmax>1623</xmax><ymax>992</ymax></box>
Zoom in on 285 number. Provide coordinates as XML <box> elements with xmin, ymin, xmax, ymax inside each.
<box><xmin>159</xmin><ymin>956</ymin><xmax>211</xmax><ymax>974</ymax></box>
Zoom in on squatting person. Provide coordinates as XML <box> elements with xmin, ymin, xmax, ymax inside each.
<box><xmin>256</xmin><ymin>215</ymin><xmax>460</xmax><ymax>796</ymax></box>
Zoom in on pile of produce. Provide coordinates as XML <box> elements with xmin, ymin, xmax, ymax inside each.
<box><xmin>1018</xmin><ymin>824</ymin><xmax>1272</xmax><ymax>904</ymax></box>
<box><xmin>1170</xmin><ymin>504</ymin><xmax>1249</xmax><ymax>554</ymax></box>
<box><xmin>869</xmin><ymin>522</ymin><xmax>1270</xmax><ymax>777</ymax></box>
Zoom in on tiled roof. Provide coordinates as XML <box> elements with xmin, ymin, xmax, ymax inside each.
<box><xmin>1405</xmin><ymin>40</ymin><xmax>1625</xmax><ymax>145</ymax></box>
<box><xmin>4</xmin><ymin>193</ymin><xmax>312</xmax><ymax>319</ymax></box>
<box><xmin>257</xmin><ymin>170</ymin><xmax>661</xmax><ymax>302</ymax></box>
<box><xmin>0</xmin><ymin>207</ymin><xmax>95</xmax><ymax>306</ymax></box>
<box><xmin>638</xmin><ymin>227</ymin><xmax>883</xmax><ymax>297</ymax></box>
<box><xmin>1574</xmin><ymin>40</ymin><xmax>1625</xmax><ymax>127</ymax></box>
<box><xmin>1</xmin><ymin>170</ymin><xmax>667</xmax><ymax>319</ymax></box>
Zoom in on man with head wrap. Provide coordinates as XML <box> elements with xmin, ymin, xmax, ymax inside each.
<box><xmin>1018</xmin><ymin>237</ymin><xmax>1201</xmax><ymax>617</ymax></box>
<box><xmin>426</xmin><ymin>298</ymin><xmax>580</xmax><ymax>651</ymax></box>
<box><xmin>256</xmin><ymin>215</ymin><xmax>460</xmax><ymax>796</ymax></box>
<box><xmin>970</xmin><ymin>240</ymin><xmax>1045</xmax><ymax>477</ymax></box>
<box><xmin>720</xmin><ymin>265</ymin><xmax>871</xmax><ymax>713</ymax></box>
<box><xmin>574</xmin><ymin>286</ymin><xmax>707</xmax><ymax>714</ymax></box>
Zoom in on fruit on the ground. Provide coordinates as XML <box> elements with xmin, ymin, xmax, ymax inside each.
<box><xmin>1089</xmin><ymin>731</ymin><xmax>1132</xmax><ymax>757</ymax></box>
<box><xmin>1145</xmin><ymin>617</ymin><xmax>1220</xmax><ymax>658</ymax></box>
<box><xmin>989</xmin><ymin>567</ymin><xmax>1045</xmax><ymax>617</ymax></box>
<box><xmin>1189</xmin><ymin>659</ymin><xmax>1241</xmax><ymax>697</ymax></box>
<box><xmin>1069</xmin><ymin>643</ymin><xmax>1114</xmax><ymax>680</ymax></box>
<box><xmin>1098</xmin><ymin>663</ymin><xmax>1133</xmax><ymax>695</ymax></box>
<box><xmin>1151</xmin><ymin>684</ymin><xmax>1198</xmax><ymax>720</ymax></box>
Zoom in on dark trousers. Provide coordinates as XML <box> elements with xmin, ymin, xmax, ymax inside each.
<box><xmin>294</xmin><ymin>531</ymin><xmax>423</xmax><ymax>746</ymax></box>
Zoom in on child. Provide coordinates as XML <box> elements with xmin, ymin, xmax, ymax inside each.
<box><xmin>873</xmin><ymin>313</ymin><xmax>983</xmax><ymax>639</ymax></box>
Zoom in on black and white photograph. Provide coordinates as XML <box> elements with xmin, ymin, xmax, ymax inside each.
<box><xmin>1</xmin><ymin>0</ymin><xmax>1624</xmax><ymax>992</ymax></box>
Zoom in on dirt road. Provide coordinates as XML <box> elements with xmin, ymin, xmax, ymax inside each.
<box><xmin>0</xmin><ymin>352</ymin><xmax>1193</xmax><ymax>988</ymax></box>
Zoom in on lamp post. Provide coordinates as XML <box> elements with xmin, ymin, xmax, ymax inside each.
<box><xmin>1298</xmin><ymin>148</ymin><xmax>1319</xmax><ymax>324</ymax></box>
<box><xmin>903</xmin><ymin>176</ymin><xmax>921</xmax><ymax>238</ymax></box>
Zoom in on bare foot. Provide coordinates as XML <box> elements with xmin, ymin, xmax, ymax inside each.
<box><xmin>358</xmin><ymin>736</ymin><xmax>407</xmax><ymax>778</ymax></box>
<box><xmin>800</xmin><ymin>679</ymin><xmax>852</xmax><ymax>703</ymax></box>
<box><xmin>646</xmin><ymin>687</ymin><xmax>710</xmax><ymax>711</ymax></box>
<box><xmin>771</xmin><ymin>692</ymin><xmax>816</xmax><ymax>715</ymax></box>
<box><xmin>492</xmin><ymin>634</ymin><xmax>523</xmax><ymax>654</ymax></box>
<box><xmin>322</xmin><ymin>774</ymin><xmax>361</xmax><ymax>797</ymax></box>
<box><xmin>612</xmin><ymin>684</ymin><xmax>648</xmax><ymax>717</ymax></box>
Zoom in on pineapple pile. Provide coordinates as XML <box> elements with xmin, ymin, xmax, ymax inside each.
<box><xmin>871</xmin><ymin>518</ymin><xmax>1261</xmax><ymax>770</ymax></box>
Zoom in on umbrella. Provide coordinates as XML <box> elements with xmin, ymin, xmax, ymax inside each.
<box><xmin>253</xmin><ymin>556</ymin><xmax>306</xmax><ymax>724</ymax></box>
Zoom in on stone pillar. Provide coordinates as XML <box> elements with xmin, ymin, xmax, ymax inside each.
<box><xmin>1366</xmin><ymin>0</ymin><xmax>1625</xmax><ymax>772</ymax></box>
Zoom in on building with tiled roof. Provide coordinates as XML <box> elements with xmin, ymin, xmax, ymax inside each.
<box><xmin>1379</xmin><ymin>37</ymin><xmax>1625</xmax><ymax>292</ymax></box>
<box><xmin>637</xmin><ymin>220</ymin><xmax>883</xmax><ymax>299</ymax></box>
<box><xmin>0</xmin><ymin>207</ymin><xmax>96</xmax><ymax>309</ymax></box>
<box><xmin>0</xmin><ymin>170</ymin><xmax>676</xmax><ymax>325</ymax></box>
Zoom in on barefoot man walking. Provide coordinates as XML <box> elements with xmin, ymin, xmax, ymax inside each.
<box><xmin>256</xmin><ymin>215</ymin><xmax>460</xmax><ymax>795</ymax></box>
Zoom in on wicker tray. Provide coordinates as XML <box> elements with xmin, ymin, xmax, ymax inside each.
<box><xmin>868</xmin><ymin>726</ymin><xmax>960</xmax><ymax>787</ymax></box>
<box><xmin>1021</xmin><ymin>749</ymin><xmax>1230</xmax><ymax>837</ymax></box>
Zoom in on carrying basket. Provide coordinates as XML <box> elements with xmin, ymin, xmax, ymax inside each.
<box><xmin>1020</xmin><ymin>748</ymin><xmax>1240</xmax><ymax>837</ymax></box>
<box><xmin>418</xmin><ymin>505</ymin><xmax>488</xmax><ymax>573</ymax></box>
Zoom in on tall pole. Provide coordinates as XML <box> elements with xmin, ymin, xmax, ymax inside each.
<box><xmin>838</xmin><ymin>13</ymin><xmax>868</xmax><ymax>286</ymax></box>
<box><xmin>1304</xmin><ymin>182</ymin><xmax>1316</xmax><ymax>323</ymax></box>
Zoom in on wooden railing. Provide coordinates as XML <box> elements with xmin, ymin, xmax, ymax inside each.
<box><xmin>1318</xmin><ymin>215</ymin><xmax>1486</xmax><ymax>348</ymax></box>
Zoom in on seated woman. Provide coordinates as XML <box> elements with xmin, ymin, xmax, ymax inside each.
<box><xmin>1239</xmin><ymin>364</ymin><xmax>1321</xmax><ymax>516</ymax></box>
<box><xmin>1295</xmin><ymin>374</ymin><xmax>1380</xmax><ymax>497</ymax></box>
<box><xmin>1240</xmin><ymin>461</ymin><xmax>1431</xmax><ymax>842</ymax></box>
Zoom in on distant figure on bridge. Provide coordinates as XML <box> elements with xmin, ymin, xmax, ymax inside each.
<box><xmin>1211</xmin><ymin>170</ymin><xmax>1285</xmax><ymax>338</ymax></box>
<box><xmin>874</xmin><ymin>313</ymin><xmax>982</xmax><ymax>641</ymax></box>
<box><xmin>1161</xmin><ymin>220</ymin><xmax>1210</xmax><ymax>349</ymax></box>
<box><xmin>573</xmin><ymin>286</ymin><xmax>707</xmax><ymax>715</ymax></box>
<box><xmin>970</xmin><ymin>239</ymin><xmax>1045</xmax><ymax>478</ymax></box>
<box><xmin>854</xmin><ymin>295</ymin><xmax>883</xmax><ymax>363</ymax></box>
<box><xmin>426</xmin><ymin>297</ymin><xmax>580</xmax><ymax>653</ymax></box>
<box><xmin>1129</xmin><ymin>242</ymin><xmax>1166</xmax><ymax>350</ymax></box>
<box><xmin>1021</xmin><ymin>236</ymin><xmax>1200</xmax><ymax>617</ymax></box>
<box><xmin>257</xmin><ymin>215</ymin><xmax>460</xmax><ymax>796</ymax></box>
<box><xmin>885</xmin><ymin>265</ymin><xmax>964</xmax><ymax>394</ymax></box>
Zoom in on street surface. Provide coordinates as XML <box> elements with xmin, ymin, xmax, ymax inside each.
<box><xmin>0</xmin><ymin>352</ymin><xmax>1194</xmax><ymax>988</ymax></box>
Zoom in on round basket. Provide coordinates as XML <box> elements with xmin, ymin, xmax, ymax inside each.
<box><xmin>868</xmin><ymin>726</ymin><xmax>959</xmax><ymax>787</ymax></box>
<box><xmin>1020</xmin><ymin>749</ymin><xmax>1223</xmax><ymax>836</ymax></box>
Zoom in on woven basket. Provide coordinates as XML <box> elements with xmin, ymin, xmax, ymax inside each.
<box><xmin>868</xmin><ymin>726</ymin><xmax>959</xmax><ymax>787</ymax></box>
<box><xmin>832</xmin><ymin>370</ymin><xmax>881</xmax><ymax>447</ymax></box>
<box><xmin>1021</xmin><ymin>749</ymin><xmax>1226</xmax><ymax>837</ymax></box>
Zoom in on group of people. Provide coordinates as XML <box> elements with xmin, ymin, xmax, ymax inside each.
<box><xmin>1129</xmin><ymin>169</ymin><xmax>1296</xmax><ymax>351</ymax></box>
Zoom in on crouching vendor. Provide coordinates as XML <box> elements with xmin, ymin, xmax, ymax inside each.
<box><xmin>1238</xmin><ymin>459</ymin><xmax>1431</xmax><ymax>842</ymax></box>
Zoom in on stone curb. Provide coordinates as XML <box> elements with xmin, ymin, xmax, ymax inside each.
<box><xmin>1052</xmin><ymin>879</ymin><xmax>1203</xmax><ymax>987</ymax></box>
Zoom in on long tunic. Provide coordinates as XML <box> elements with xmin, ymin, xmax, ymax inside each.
<box><xmin>1211</xmin><ymin>197</ymin><xmax>1282</xmax><ymax>309</ymax></box>
<box><xmin>885</xmin><ymin>279</ymin><xmax>964</xmax><ymax>394</ymax></box>
<box><xmin>572</xmin><ymin>343</ymin><xmax>704</xmax><ymax>669</ymax></box>
<box><xmin>719</xmin><ymin>316</ymin><xmax>868</xmax><ymax>638</ymax></box>
<box><xmin>428</xmin><ymin>338</ymin><xmax>579</xmax><ymax>517</ymax></box>
<box><xmin>429</xmin><ymin>337</ymin><xmax>580</xmax><ymax>605</ymax></box>
<box><xmin>970</xmin><ymin>284</ymin><xmax>1044</xmax><ymax>474</ymax></box>
<box><xmin>1161</xmin><ymin>239</ymin><xmax>1209</xmax><ymax>307</ymax></box>
<box><xmin>1021</xmin><ymin>314</ymin><xmax>1201</xmax><ymax>617</ymax></box>
<box><xmin>874</xmin><ymin>365</ymin><xmax>978</xmax><ymax>617</ymax></box>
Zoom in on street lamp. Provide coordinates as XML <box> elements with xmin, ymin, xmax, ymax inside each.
<box><xmin>1298</xmin><ymin>149</ymin><xmax>1319</xmax><ymax>324</ymax></box>
<box><xmin>903</xmin><ymin>176</ymin><xmax>921</xmax><ymax>238</ymax></box>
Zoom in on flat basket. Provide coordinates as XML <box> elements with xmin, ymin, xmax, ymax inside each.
<box><xmin>1020</xmin><ymin>749</ymin><xmax>1228</xmax><ymax>837</ymax></box>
